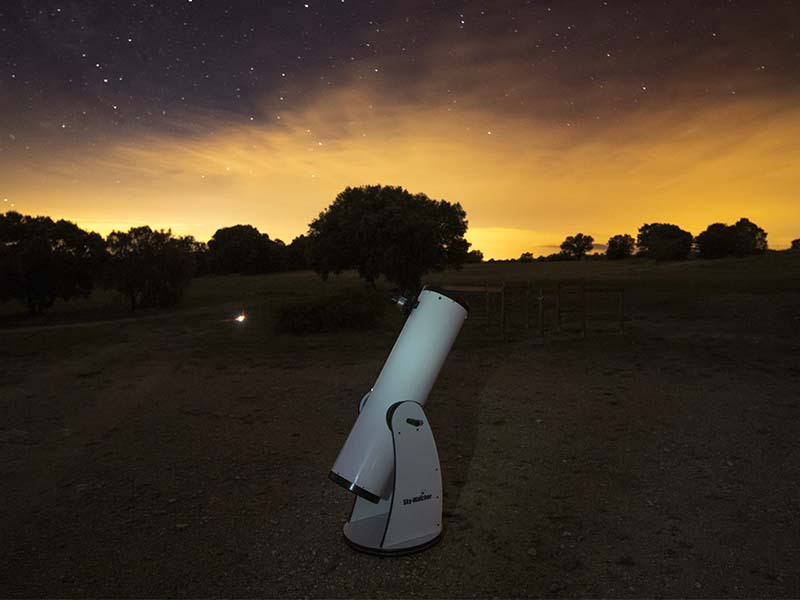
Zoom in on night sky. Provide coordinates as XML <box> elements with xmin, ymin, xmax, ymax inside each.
<box><xmin>2</xmin><ymin>1</ymin><xmax>799</xmax><ymax>257</ymax></box>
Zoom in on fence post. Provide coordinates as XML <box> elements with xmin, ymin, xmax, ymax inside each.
<box><xmin>619</xmin><ymin>288</ymin><xmax>625</xmax><ymax>333</ymax></box>
<box><xmin>525</xmin><ymin>281</ymin><xmax>531</xmax><ymax>330</ymax></box>
<box><xmin>556</xmin><ymin>283</ymin><xmax>562</xmax><ymax>332</ymax></box>
<box><xmin>538</xmin><ymin>287</ymin><xmax>545</xmax><ymax>339</ymax></box>
<box><xmin>499</xmin><ymin>282</ymin><xmax>506</xmax><ymax>337</ymax></box>
<box><xmin>581</xmin><ymin>283</ymin><xmax>587</xmax><ymax>340</ymax></box>
<box><xmin>485</xmin><ymin>283</ymin><xmax>490</xmax><ymax>334</ymax></box>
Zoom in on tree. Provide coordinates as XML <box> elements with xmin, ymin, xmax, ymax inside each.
<box><xmin>518</xmin><ymin>251</ymin><xmax>534</xmax><ymax>263</ymax></box>
<box><xmin>307</xmin><ymin>185</ymin><xmax>470</xmax><ymax>291</ymax></box>
<box><xmin>606</xmin><ymin>234</ymin><xmax>635</xmax><ymax>260</ymax></box>
<box><xmin>0</xmin><ymin>211</ymin><xmax>105</xmax><ymax>315</ymax></box>
<box><xmin>695</xmin><ymin>218</ymin><xmax>768</xmax><ymax>259</ymax></box>
<box><xmin>206</xmin><ymin>224</ymin><xmax>282</xmax><ymax>274</ymax></box>
<box><xmin>188</xmin><ymin>239</ymin><xmax>210</xmax><ymax>274</ymax></box>
<box><xmin>539</xmin><ymin>252</ymin><xmax>572</xmax><ymax>262</ymax></box>
<box><xmin>636</xmin><ymin>223</ymin><xmax>693</xmax><ymax>261</ymax></box>
<box><xmin>105</xmin><ymin>226</ymin><xmax>195</xmax><ymax>311</ymax></box>
<box><xmin>270</xmin><ymin>238</ymin><xmax>290</xmax><ymax>271</ymax></box>
<box><xmin>731</xmin><ymin>218</ymin><xmax>767</xmax><ymax>256</ymax></box>
<box><xmin>287</xmin><ymin>234</ymin><xmax>311</xmax><ymax>270</ymax></box>
<box><xmin>695</xmin><ymin>223</ymin><xmax>734</xmax><ymax>259</ymax></box>
<box><xmin>465</xmin><ymin>249</ymin><xmax>484</xmax><ymax>263</ymax></box>
<box><xmin>560</xmin><ymin>233</ymin><xmax>594</xmax><ymax>260</ymax></box>
<box><xmin>792</xmin><ymin>239</ymin><xmax>800</xmax><ymax>251</ymax></box>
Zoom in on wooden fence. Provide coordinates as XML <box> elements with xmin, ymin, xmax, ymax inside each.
<box><xmin>442</xmin><ymin>282</ymin><xmax>624</xmax><ymax>339</ymax></box>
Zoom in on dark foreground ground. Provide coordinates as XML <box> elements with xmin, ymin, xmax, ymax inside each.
<box><xmin>1</xmin><ymin>257</ymin><xmax>799</xmax><ymax>597</ymax></box>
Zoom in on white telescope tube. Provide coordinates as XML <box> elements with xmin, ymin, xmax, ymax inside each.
<box><xmin>329</xmin><ymin>287</ymin><xmax>468</xmax><ymax>502</ymax></box>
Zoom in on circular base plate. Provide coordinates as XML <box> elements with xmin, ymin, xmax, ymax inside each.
<box><xmin>342</xmin><ymin>526</ymin><xmax>443</xmax><ymax>557</ymax></box>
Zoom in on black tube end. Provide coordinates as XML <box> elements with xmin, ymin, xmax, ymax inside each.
<box><xmin>329</xmin><ymin>471</ymin><xmax>382</xmax><ymax>504</ymax></box>
<box><xmin>422</xmin><ymin>286</ymin><xmax>470</xmax><ymax>314</ymax></box>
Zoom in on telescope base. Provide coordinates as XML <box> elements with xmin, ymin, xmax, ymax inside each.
<box><xmin>343</xmin><ymin>515</ymin><xmax>442</xmax><ymax>556</ymax></box>
<box><xmin>340</xmin><ymin>401</ymin><xmax>443</xmax><ymax>556</ymax></box>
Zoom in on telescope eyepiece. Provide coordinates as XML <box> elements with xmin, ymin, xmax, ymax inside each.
<box><xmin>392</xmin><ymin>291</ymin><xmax>419</xmax><ymax>316</ymax></box>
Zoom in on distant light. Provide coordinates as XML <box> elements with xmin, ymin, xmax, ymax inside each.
<box><xmin>235</xmin><ymin>313</ymin><xmax>246</xmax><ymax>322</ymax></box>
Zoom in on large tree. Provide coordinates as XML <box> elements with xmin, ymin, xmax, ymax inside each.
<box><xmin>695</xmin><ymin>218</ymin><xmax>768</xmax><ymax>259</ymax></box>
<box><xmin>606</xmin><ymin>234</ymin><xmax>635</xmax><ymax>260</ymax></box>
<box><xmin>792</xmin><ymin>239</ymin><xmax>800</xmax><ymax>251</ymax></box>
<box><xmin>206</xmin><ymin>224</ymin><xmax>284</xmax><ymax>274</ymax></box>
<box><xmin>307</xmin><ymin>185</ymin><xmax>470</xmax><ymax>291</ymax></box>
<box><xmin>636</xmin><ymin>223</ymin><xmax>693</xmax><ymax>261</ymax></box>
<box><xmin>106</xmin><ymin>226</ymin><xmax>196</xmax><ymax>311</ymax></box>
<box><xmin>0</xmin><ymin>211</ymin><xmax>105</xmax><ymax>315</ymax></box>
<box><xmin>560</xmin><ymin>233</ymin><xmax>594</xmax><ymax>259</ymax></box>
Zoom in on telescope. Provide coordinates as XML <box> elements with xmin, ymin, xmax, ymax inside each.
<box><xmin>329</xmin><ymin>286</ymin><xmax>468</xmax><ymax>555</ymax></box>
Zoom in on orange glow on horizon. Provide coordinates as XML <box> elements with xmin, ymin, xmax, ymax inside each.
<box><xmin>3</xmin><ymin>89</ymin><xmax>799</xmax><ymax>259</ymax></box>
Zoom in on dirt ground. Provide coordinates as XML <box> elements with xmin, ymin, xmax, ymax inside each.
<box><xmin>1</xmin><ymin>261</ymin><xmax>799</xmax><ymax>597</ymax></box>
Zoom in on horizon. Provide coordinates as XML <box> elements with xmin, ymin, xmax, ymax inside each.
<box><xmin>2</xmin><ymin>1</ymin><xmax>799</xmax><ymax>259</ymax></box>
<box><xmin>2</xmin><ymin>206</ymin><xmax>791</xmax><ymax>262</ymax></box>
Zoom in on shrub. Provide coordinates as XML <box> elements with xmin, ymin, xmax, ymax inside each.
<box><xmin>274</xmin><ymin>291</ymin><xmax>388</xmax><ymax>334</ymax></box>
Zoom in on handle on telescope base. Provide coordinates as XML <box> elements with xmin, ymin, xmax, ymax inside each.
<box><xmin>358</xmin><ymin>391</ymin><xmax>371</xmax><ymax>413</ymax></box>
<box><xmin>342</xmin><ymin>401</ymin><xmax>443</xmax><ymax>555</ymax></box>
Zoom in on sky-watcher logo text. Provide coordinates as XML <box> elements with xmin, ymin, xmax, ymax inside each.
<box><xmin>402</xmin><ymin>493</ymin><xmax>432</xmax><ymax>506</ymax></box>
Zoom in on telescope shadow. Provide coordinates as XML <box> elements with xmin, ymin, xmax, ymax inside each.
<box><xmin>426</xmin><ymin>344</ymin><xmax>497</xmax><ymax>521</ymax></box>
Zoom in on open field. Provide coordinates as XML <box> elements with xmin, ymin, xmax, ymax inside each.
<box><xmin>2</xmin><ymin>254</ymin><xmax>800</xmax><ymax>597</ymax></box>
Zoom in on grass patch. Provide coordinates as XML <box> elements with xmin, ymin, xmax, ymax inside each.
<box><xmin>2</xmin><ymin>252</ymin><xmax>798</xmax><ymax>332</ymax></box>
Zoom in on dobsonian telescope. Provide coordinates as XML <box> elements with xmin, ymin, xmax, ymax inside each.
<box><xmin>329</xmin><ymin>286</ymin><xmax>469</xmax><ymax>555</ymax></box>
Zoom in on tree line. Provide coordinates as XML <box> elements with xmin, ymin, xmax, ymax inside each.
<box><xmin>2</xmin><ymin>187</ymin><xmax>798</xmax><ymax>317</ymax></box>
<box><xmin>518</xmin><ymin>218</ymin><xmax>784</xmax><ymax>262</ymax></box>
<box><xmin>0</xmin><ymin>214</ymin><xmax>312</xmax><ymax>316</ymax></box>
<box><xmin>0</xmin><ymin>185</ymin><xmax>473</xmax><ymax>315</ymax></box>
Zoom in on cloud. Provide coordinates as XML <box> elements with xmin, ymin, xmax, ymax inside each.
<box><xmin>3</xmin><ymin>48</ymin><xmax>800</xmax><ymax>258</ymax></box>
